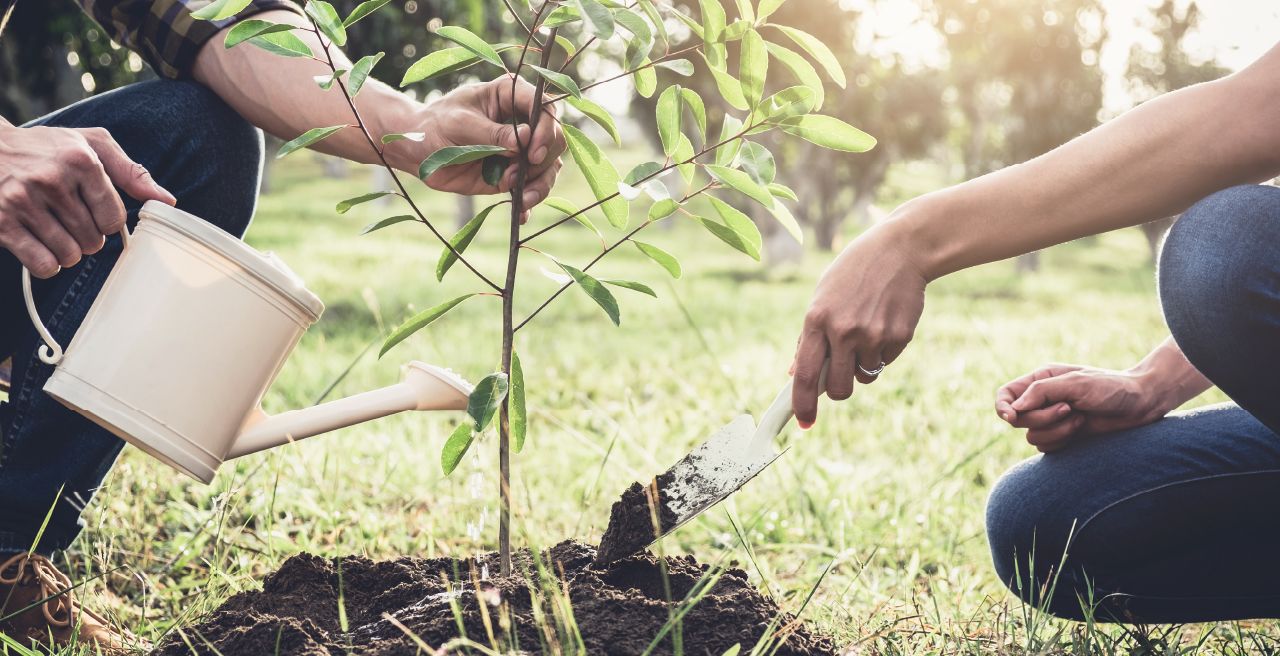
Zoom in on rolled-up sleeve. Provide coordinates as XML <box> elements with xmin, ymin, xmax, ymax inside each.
<box><xmin>77</xmin><ymin>0</ymin><xmax>304</xmax><ymax>80</ymax></box>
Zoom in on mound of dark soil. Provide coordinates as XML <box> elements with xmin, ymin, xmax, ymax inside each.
<box><xmin>154</xmin><ymin>541</ymin><xmax>839</xmax><ymax>655</ymax></box>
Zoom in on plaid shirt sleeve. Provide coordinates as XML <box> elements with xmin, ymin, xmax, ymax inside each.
<box><xmin>76</xmin><ymin>0</ymin><xmax>304</xmax><ymax>80</ymax></box>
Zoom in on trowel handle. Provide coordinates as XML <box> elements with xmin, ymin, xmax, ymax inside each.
<box><xmin>753</xmin><ymin>358</ymin><xmax>829</xmax><ymax>446</ymax></box>
<box><xmin>22</xmin><ymin>225</ymin><xmax>132</xmax><ymax>365</ymax></box>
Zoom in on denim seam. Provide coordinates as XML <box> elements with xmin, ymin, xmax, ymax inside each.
<box><xmin>1069</xmin><ymin>468</ymin><xmax>1280</xmax><ymax>604</ymax></box>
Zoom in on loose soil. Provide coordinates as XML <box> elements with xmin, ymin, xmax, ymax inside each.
<box><xmin>154</xmin><ymin>540</ymin><xmax>839</xmax><ymax>656</ymax></box>
<box><xmin>594</xmin><ymin>472</ymin><xmax>680</xmax><ymax>566</ymax></box>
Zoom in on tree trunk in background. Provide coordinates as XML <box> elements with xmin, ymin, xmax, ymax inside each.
<box><xmin>1015</xmin><ymin>251</ymin><xmax>1041</xmax><ymax>273</ymax></box>
<box><xmin>1141</xmin><ymin>216</ymin><xmax>1177</xmax><ymax>262</ymax></box>
<box><xmin>320</xmin><ymin>154</ymin><xmax>349</xmax><ymax>179</ymax></box>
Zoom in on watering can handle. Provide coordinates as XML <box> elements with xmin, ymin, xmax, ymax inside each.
<box><xmin>21</xmin><ymin>225</ymin><xmax>131</xmax><ymax>366</ymax></box>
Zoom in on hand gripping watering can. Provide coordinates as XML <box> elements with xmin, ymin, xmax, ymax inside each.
<box><xmin>20</xmin><ymin>200</ymin><xmax>474</xmax><ymax>484</ymax></box>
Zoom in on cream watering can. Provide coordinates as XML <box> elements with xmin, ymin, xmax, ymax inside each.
<box><xmin>20</xmin><ymin>200</ymin><xmax>473</xmax><ymax>484</ymax></box>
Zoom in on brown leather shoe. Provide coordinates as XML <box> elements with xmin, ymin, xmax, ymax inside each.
<box><xmin>0</xmin><ymin>552</ymin><xmax>148</xmax><ymax>654</ymax></box>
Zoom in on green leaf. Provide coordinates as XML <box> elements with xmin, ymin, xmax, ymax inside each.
<box><xmin>545</xmin><ymin>197</ymin><xmax>604</xmax><ymax>242</ymax></box>
<box><xmin>437</xmin><ymin>202</ymin><xmax>502</xmax><ymax>281</ymax></box>
<box><xmin>527</xmin><ymin>65</ymin><xmax>582</xmax><ymax>98</ymax></box>
<box><xmin>277</xmin><ymin>125</ymin><xmax>346</xmax><ymax>159</ymax></box>
<box><xmin>698</xmin><ymin>0</ymin><xmax>726</xmax><ymax>43</ymax></box>
<box><xmin>633</xmin><ymin>241</ymin><xmax>681</xmax><ymax>278</ymax></box>
<box><xmin>708</xmin><ymin>196</ymin><xmax>762</xmax><ymax>257</ymax></box>
<box><xmin>673</xmin><ymin>134</ymin><xmax>696</xmax><ymax>185</ymax></box>
<box><xmin>360</xmin><ymin>215</ymin><xmax>416</xmax><ymax>235</ymax></box>
<box><xmin>482</xmin><ymin>156</ymin><xmax>507</xmax><ymax>187</ymax></box>
<box><xmin>769</xmin><ymin>198</ymin><xmax>803</xmax><ymax>243</ymax></box>
<box><xmin>419</xmin><ymin>145</ymin><xmax>509</xmax><ymax>180</ymax></box>
<box><xmin>625</xmin><ymin>162</ymin><xmax>663</xmax><ymax>186</ymax></box>
<box><xmin>614</xmin><ymin>9</ymin><xmax>653</xmax><ymax>69</ymax></box>
<box><xmin>780</xmin><ymin>115</ymin><xmax>877</xmax><ymax>152</ymax></box>
<box><xmin>336</xmin><ymin>191</ymin><xmax>394</xmax><ymax>214</ymax></box>
<box><xmin>702</xmin><ymin>54</ymin><xmax>748</xmax><ymax>110</ymax></box>
<box><xmin>698</xmin><ymin>216</ymin><xmax>760</xmax><ymax>260</ymax></box>
<box><xmin>247</xmin><ymin>31</ymin><xmax>314</xmax><ymax>58</ymax></box>
<box><xmin>765</xmin><ymin>42</ymin><xmax>823</xmax><ymax>108</ymax></box>
<box><xmin>566</xmin><ymin>96</ymin><xmax>620</xmax><ymax>146</ymax></box>
<box><xmin>467</xmin><ymin>372</ymin><xmax>509</xmax><ymax>432</ymax></box>
<box><xmin>722</xmin><ymin>19</ymin><xmax>750</xmax><ymax>41</ymax></box>
<box><xmin>768</xmin><ymin>182</ymin><xmax>798</xmax><ymax>201</ymax></box>
<box><xmin>558</xmin><ymin>262</ymin><xmax>620</xmax><ymax>325</ymax></box>
<box><xmin>648</xmin><ymin>198</ymin><xmax>679</xmax><ymax>220</ymax></box>
<box><xmin>191</xmin><ymin>0</ymin><xmax>252</xmax><ymax>20</ymax></box>
<box><xmin>634</xmin><ymin>60</ymin><xmax>657</xmax><ymax>98</ymax></box>
<box><xmin>739</xmin><ymin>28</ymin><xmax>768</xmax><ymax>107</ymax></box>
<box><xmin>770</xmin><ymin>25</ymin><xmax>845</xmax><ymax>87</ymax></box>
<box><xmin>763</xmin><ymin>85</ymin><xmax>817</xmax><ymax>120</ymax></box>
<box><xmin>738</xmin><ymin>141</ymin><xmax>775</xmax><ymax>185</ymax></box>
<box><xmin>720</xmin><ymin>644</ymin><xmax>743</xmax><ymax>656</ymax></box>
<box><xmin>224</xmin><ymin>20</ymin><xmax>295</xmax><ymax>48</ymax></box>
<box><xmin>706</xmin><ymin>164</ymin><xmax>774</xmax><ymax>208</ymax></box>
<box><xmin>343</xmin><ymin>0</ymin><xmax>391</xmax><ymax>26</ymax></box>
<box><xmin>381</xmin><ymin>132</ymin><xmax>425</xmax><ymax>144</ymax></box>
<box><xmin>380</xmin><ymin>294</ymin><xmax>476</xmax><ymax>357</ymax></box>
<box><xmin>639</xmin><ymin>0</ymin><xmax>669</xmax><ymax>49</ymax></box>
<box><xmin>436</xmin><ymin>25</ymin><xmax>505</xmax><ymax>69</ymax></box>
<box><xmin>715</xmin><ymin>115</ymin><xmax>744</xmax><ymax>167</ymax></box>
<box><xmin>575</xmin><ymin>0</ymin><xmax>615</xmax><ymax>39</ymax></box>
<box><xmin>733</xmin><ymin>0</ymin><xmax>754</xmax><ymax>24</ymax></box>
<box><xmin>563</xmin><ymin>124</ymin><xmax>628</xmax><ymax>228</ymax></box>
<box><xmin>655</xmin><ymin>59</ymin><xmax>695</xmax><ymax>76</ymax></box>
<box><xmin>401</xmin><ymin>47</ymin><xmax>478</xmax><ymax>86</ymax></box>
<box><xmin>510</xmin><ymin>352</ymin><xmax>527</xmax><ymax>452</ymax></box>
<box><xmin>305</xmin><ymin>1</ymin><xmax>347</xmax><ymax>47</ymax></box>
<box><xmin>757</xmin><ymin>0</ymin><xmax>786</xmax><ymax>22</ymax></box>
<box><xmin>681</xmin><ymin>88</ymin><xmax>707</xmax><ymax>142</ymax></box>
<box><xmin>347</xmin><ymin>52</ymin><xmax>383</xmax><ymax>97</ymax></box>
<box><xmin>441</xmin><ymin>423</ymin><xmax>474</xmax><ymax>475</ymax></box>
<box><xmin>554</xmin><ymin>34</ymin><xmax>578</xmax><ymax>59</ymax></box>
<box><xmin>544</xmin><ymin>5</ymin><xmax>581</xmax><ymax>27</ymax></box>
<box><xmin>603</xmin><ymin>279</ymin><xmax>657</xmax><ymax>297</ymax></box>
<box><xmin>670</xmin><ymin>9</ymin><xmax>704</xmax><ymax>39</ymax></box>
<box><xmin>313</xmin><ymin>69</ymin><xmax>346</xmax><ymax>90</ymax></box>
<box><xmin>656</xmin><ymin>85</ymin><xmax>682</xmax><ymax>157</ymax></box>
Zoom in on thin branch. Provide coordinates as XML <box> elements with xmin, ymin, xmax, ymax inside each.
<box><xmin>308</xmin><ymin>24</ymin><xmax>503</xmax><ymax>292</ymax></box>
<box><xmin>543</xmin><ymin>44</ymin><xmax>703</xmax><ymax>104</ymax></box>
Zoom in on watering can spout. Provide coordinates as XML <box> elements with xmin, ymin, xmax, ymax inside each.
<box><xmin>227</xmin><ymin>362</ymin><xmax>473</xmax><ymax>460</ymax></box>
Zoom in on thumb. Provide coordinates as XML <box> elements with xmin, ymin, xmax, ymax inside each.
<box><xmin>89</xmin><ymin>135</ymin><xmax>176</xmax><ymax>205</ymax></box>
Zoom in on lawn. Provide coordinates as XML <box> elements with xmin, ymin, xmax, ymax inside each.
<box><xmin>42</xmin><ymin>152</ymin><xmax>1273</xmax><ymax>655</ymax></box>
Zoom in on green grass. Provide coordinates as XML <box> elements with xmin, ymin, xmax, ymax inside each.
<box><xmin>20</xmin><ymin>153</ymin><xmax>1277</xmax><ymax>655</ymax></box>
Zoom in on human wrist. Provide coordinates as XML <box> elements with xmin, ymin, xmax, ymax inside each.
<box><xmin>881</xmin><ymin>190</ymin><xmax>955</xmax><ymax>283</ymax></box>
<box><xmin>1128</xmin><ymin>339</ymin><xmax>1211</xmax><ymax>415</ymax></box>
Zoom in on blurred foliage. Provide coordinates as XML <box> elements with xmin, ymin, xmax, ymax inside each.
<box><xmin>1126</xmin><ymin>0</ymin><xmax>1225</xmax><ymax>101</ymax></box>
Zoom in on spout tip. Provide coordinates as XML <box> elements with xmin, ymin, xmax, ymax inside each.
<box><xmin>402</xmin><ymin>361</ymin><xmax>473</xmax><ymax>411</ymax></box>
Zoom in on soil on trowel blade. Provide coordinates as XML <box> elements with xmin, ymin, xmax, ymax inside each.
<box><xmin>153</xmin><ymin>540</ymin><xmax>839</xmax><ymax>656</ymax></box>
<box><xmin>594</xmin><ymin>471</ymin><xmax>681</xmax><ymax>566</ymax></box>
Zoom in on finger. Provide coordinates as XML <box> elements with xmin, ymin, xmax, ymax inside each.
<box><xmin>792</xmin><ymin>329</ymin><xmax>828</xmax><ymax>428</ymax></box>
<box><xmin>492</xmin><ymin>74</ymin><xmax>539</xmax><ymax>121</ymax></box>
<box><xmin>1</xmin><ymin>223</ymin><xmax>60</xmax><ymax>279</ymax></box>
<box><xmin>1026</xmin><ymin>413</ymin><xmax>1086</xmax><ymax>451</ymax></box>
<box><xmin>521</xmin><ymin>161</ymin><xmax>561</xmax><ymax>209</ymax></box>
<box><xmin>825</xmin><ymin>344</ymin><xmax>856</xmax><ymax>401</ymax></box>
<box><xmin>22</xmin><ymin>208</ymin><xmax>82</xmax><ymax>268</ymax></box>
<box><xmin>994</xmin><ymin>386</ymin><xmax>1019</xmax><ymax>423</ymax></box>
<box><xmin>526</xmin><ymin>115</ymin><xmax>564</xmax><ymax>166</ymax></box>
<box><xmin>853</xmin><ymin>345</ymin><xmax>883</xmax><ymax>385</ymax></box>
<box><xmin>87</xmin><ymin>132</ymin><xmax>175</xmax><ymax>205</ymax></box>
<box><xmin>1012</xmin><ymin>376</ymin><xmax>1081</xmax><ymax>413</ymax></box>
<box><xmin>51</xmin><ymin>189</ymin><xmax>104</xmax><ymax>254</ymax></box>
<box><xmin>520</xmin><ymin>209</ymin><xmax>530</xmax><ymax>225</ymax></box>
<box><xmin>75</xmin><ymin>156</ymin><xmax>128</xmax><ymax>236</ymax></box>
<box><xmin>1009</xmin><ymin>402</ymin><xmax>1072</xmax><ymax>429</ymax></box>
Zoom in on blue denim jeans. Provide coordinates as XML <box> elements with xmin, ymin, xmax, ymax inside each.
<box><xmin>986</xmin><ymin>184</ymin><xmax>1280</xmax><ymax>623</ymax></box>
<box><xmin>0</xmin><ymin>81</ymin><xmax>262</xmax><ymax>554</ymax></box>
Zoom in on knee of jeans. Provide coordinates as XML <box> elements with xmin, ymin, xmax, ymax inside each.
<box><xmin>985</xmin><ymin>459</ymin><xmax>1078</xmax><ymax>611</ymax></box>
<box><xmin>1159</xmin><ymin>184</ymin><xmax>1280</xmax><ymax>372</ymax></box>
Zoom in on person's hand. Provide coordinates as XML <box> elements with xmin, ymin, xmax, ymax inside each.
<box><xmin>0</xmin><ymin>124</ymin><xmax>175</xmax><ymax>278</ymax></box>
<box><xmin>995</xmin><ymin>364</ymin><xmax>1172</xmax><ymax>452</ymax></box>
<box><xmin>400</xmin><ymin>75</ymin><xmax>565</xmax><ymax>221</ymax></box>
<box><xmin>792</xmin><ymin>223</ymin><xmax>927</xmax><ymax>428</ymax></box>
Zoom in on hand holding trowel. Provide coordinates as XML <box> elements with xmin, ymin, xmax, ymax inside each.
<box><xmin>594</xmin><ymin>360</ymin><xmax>830</xmax><ymax>565</ymax></box>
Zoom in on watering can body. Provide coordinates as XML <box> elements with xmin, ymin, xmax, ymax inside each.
<box><xmin>22</xmin><ymin>201</ymin><xmax>472</xmax><ymax>484</ymax></box>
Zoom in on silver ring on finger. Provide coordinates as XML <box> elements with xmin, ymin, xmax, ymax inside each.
<box><xmin>857</xmin><ymin>361</ymin><xmax>887</xmax><ymax>377</ymax></box>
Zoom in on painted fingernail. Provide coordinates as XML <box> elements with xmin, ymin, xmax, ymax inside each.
<box><xmin>798</xmin><ymin>419</ymin><xmax>813</xmax><ymax>430</ymax></box>
<box><xmin>533</xmin><ymin>146</ymin><xmax>548</xmax><ymax>164</ymax></box>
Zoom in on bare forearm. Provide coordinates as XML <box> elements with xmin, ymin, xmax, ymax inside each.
<box><xmin>1133</xmin><ymin>337</ymin><xmax>1213</xmax><ymax>413</ymax></box>
<box><xmin>896</xmin><ymin>43</ymin><xmax>1280</xmax><ymax>280</ymax></box>
<box><xmin>191</xmin><ymin>10</ymin><xmax>423</xmax><ymax>172</ymax></box>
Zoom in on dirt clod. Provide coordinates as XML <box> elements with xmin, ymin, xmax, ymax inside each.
<box><xmin>594</xmin><ymin>472</ymin><xmax>680</xmax><ymax>566</ymax></box>
<box><xmin>154</xmin><ymin>540</ymin><xmax>838</xmax><ymax>655</ymax></box>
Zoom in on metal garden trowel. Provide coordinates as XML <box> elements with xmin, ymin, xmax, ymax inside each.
<box><xmin>594</xmin><ymin>363</ymin><xmax>827</xmax><ymax>565</ymax></box>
